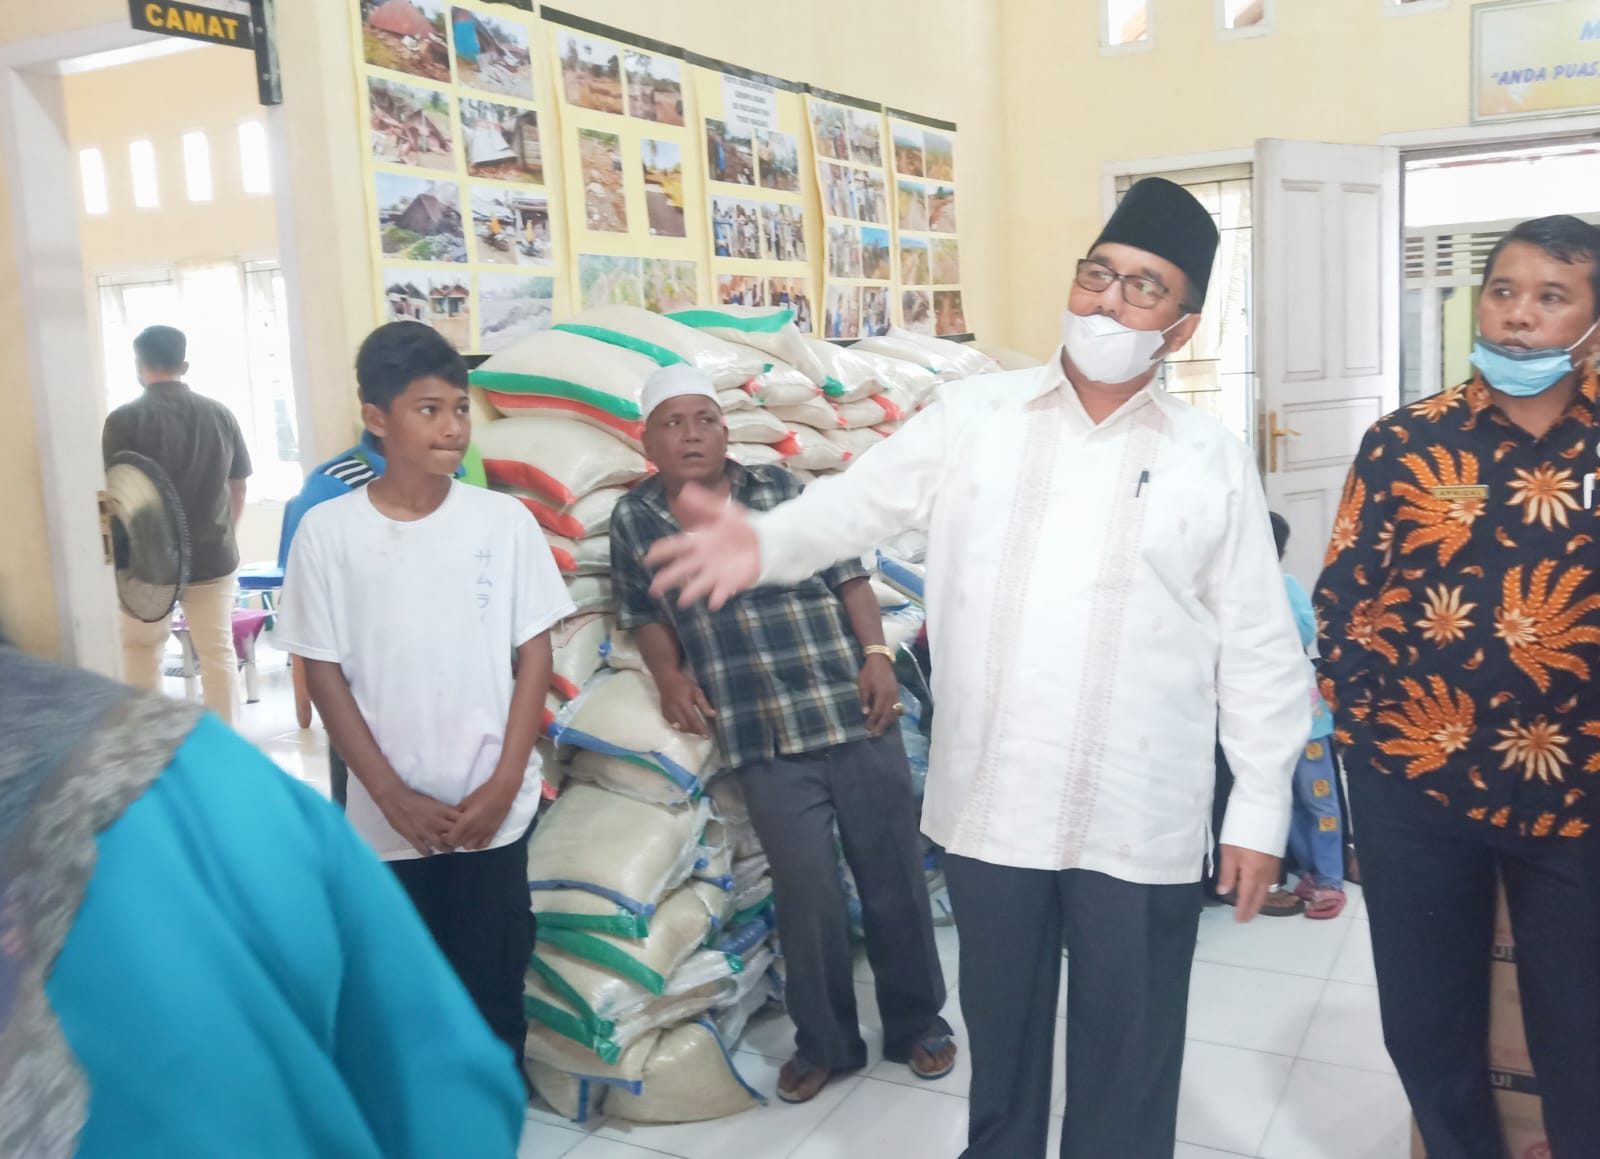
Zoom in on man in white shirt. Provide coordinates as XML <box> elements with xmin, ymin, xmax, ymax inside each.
<box><xmin>645</xmin><ymin>178</ymin><xmax>1310</xmax><ymax>1158</ymax></box>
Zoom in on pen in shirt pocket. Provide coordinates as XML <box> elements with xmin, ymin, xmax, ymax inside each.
<box><xmin>1135</xmin><ymin>469</ymin><xmax>1150</xmax><ymax>497</ymax></box>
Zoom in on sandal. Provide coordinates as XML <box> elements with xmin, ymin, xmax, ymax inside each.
<box><xmin>1304</xmin><ymin>889</ymin><xmax>1347</xmax><ymax>920</ymax></box>
<box><xmin>776</xmin><ymin>1055</ymin><xmax>834</xmax><ymax>1104</ymax></box>
<box><xmin>1220</xmin><ymin>887</ymin><xmax>1306</xmax><ymax>917</ymax></box>
<box><xmin>908</xmin><ymin>1033</ymin><xmax>958</xmax><ymax>1081</ymax></box>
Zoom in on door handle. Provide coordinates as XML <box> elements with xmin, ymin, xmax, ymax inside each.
<box><xmin>1268</xmin><ymin>410</ymin><xmax>1301</xmax><ymax>473</ymax></box>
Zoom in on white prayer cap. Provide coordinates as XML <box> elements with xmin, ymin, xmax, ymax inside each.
<box><xmin>641</xmin><ymin>363</ymin><xmax>719</xmax><ymax>420</ymax></box>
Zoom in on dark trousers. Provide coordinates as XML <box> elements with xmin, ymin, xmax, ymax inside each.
<box><xmin>390</xmin><ymin>834</ymin><xmax>536</xmax><ymax>1070</ymax></box>
<box><xmin>1350</xmin><ymin>767</ymin><xmax>1600</xmax><ymax>1159</ymax></box>
<box><xmin>736</xmin><ymin>732</ymin><xmax>950</xmax><ymax>1069</ymax></box>
<box><xmin>945</xmin><ymin>854</ymin><xmax>1202</xmax><ymax>1159</ymax></box>
<box><xmin>329</xmin><ymin>745</ymin><xmax>348</xmax><ymax>809</ymax></box>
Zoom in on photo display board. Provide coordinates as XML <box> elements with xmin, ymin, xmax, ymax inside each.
<box><xmin>806</xmin><ymin>89</ymin><xmax>892</xmax><ymax>342</ymax></box>
<box><xmin>691</xmin><ymin>55</ymin><xmax>818</xmax><ymax>332</ymax></box>
<box><xmin>542</xmin><ymin>7</ymin><xmax>704</xmax><ymax>316</ymax></box>
<box><xmin>887</xmin><ymin>107</ymin><xmax>964</xmax><ymax>337</ymax></box>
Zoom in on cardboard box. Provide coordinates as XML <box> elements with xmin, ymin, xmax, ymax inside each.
<box><xmin>1410</xmin><ymin>884</ymin><xmax>1550</xmax><ymax>1159</ymax></box>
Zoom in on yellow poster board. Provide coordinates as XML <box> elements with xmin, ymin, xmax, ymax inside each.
<box><xmin>887</xmin><ymin>109</ymin><xmax>966</xmax><ymax>338</ymax></box>
<box><xmin>1473</xmin><ymin>0</ymin><xmax>1600</xmax><ymax>123</ymax></box>
<box><xmin>542</xmin><ymin>7</ymin><xmax>704</xmax><ymax>315</ymax></box>
<box><xmin>807</xmin><ymin>90</ymin><xmax>893</xmax><ymax>342</ymax></box>
<box><xmin>691</xmin><ymin>57</ymin><xmax>819</xmax><ymax>333</ymax></box>
<box><xmin>350</xmin><ymin>0</ymin><xmax>569</xmax><ymax>356</ymax></box>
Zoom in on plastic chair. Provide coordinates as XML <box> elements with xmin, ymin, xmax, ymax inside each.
<box><xmin>170</xmin><ymin>607</ymin><xmax>271</xmax><ymax>704</ymax></box>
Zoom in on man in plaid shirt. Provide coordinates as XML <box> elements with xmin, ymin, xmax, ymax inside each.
<box><xmin>610</xmin><ymin>365</ymin><xmax>956</xmax><ymax>1104</ymax></box>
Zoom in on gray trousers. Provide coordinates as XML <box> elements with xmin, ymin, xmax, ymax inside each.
<box><xmin>945</xmin><ymin>855</ymin><xmax>1203</xmax><ymax>1159</ymax></box>
<box><xmin>737</xmin><ymin>732</ymin><xmax>950</xmax><ymax>1069</ymax></box>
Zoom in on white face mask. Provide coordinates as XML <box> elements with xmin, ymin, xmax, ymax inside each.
<box><xmin>1061</xmin><ymin>309</ymin><xmax>1186</xmax><ymax>385</ymax></box>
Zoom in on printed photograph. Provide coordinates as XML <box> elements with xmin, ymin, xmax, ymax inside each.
<box><xmin>367</xmin><ymin>78</ymin><xmax>454</xmax><ymax>172</ymax></box>
<box><xmin>756</xmin><ymin>129</ymin><xmax>801</xmax><ymax>193</ymax></box>
<box><xmin>384</xmin><ymin>268</ymin><xmax>472</xmax><ymax>350</ymax></box>
<box><xmin>897</xmin><ymin>179</ymin><xmax>929</xmax><ymax>232</ymax></box>
<box><xmin>579</xmin><ymin>254</ymin><xmax>643</xmax><ymax>309</ymax></box>
<box><xmin>705</xmin><ymin>119</ymin><xmax>755</xmax><ymax>185</ymax></box>
<box><xmin>900</xmin><ymin>236</ymin><xmax>930</xmax><ymax>285</ymax></box>
<box><xmin>375</xmin><ymin>172</ymin><xmax>466</xmax><ymax>263</ymax></box>
<box><xmin>892</xmin><ymin>124</ymin><xmax>925</xmax><ymax>177</ymax></box>
<box><xmin>811</xmin><ymin>102</ymin><xmax>848</xmax><ymax>162</ymax></box>
<box><xmin>861</xmin><ymin>285</ymin><xmax>891</xmax><ymax>338</ymax></box>
<box><xmin>643</xmin><ymin>258</ymin><xmax>697</xmax><ymax>313</ymax></box>
<box><xmin>641</xmin><ymin>139</ymin><xmax>686</xmax><ymax>238</ymax></box>
<box><xmin>820</xmin><ymin>162</ymin><xmax>855</xmax><ymax>220</ymax></box>
<box><xmin>477</xmin><ymin>272</ymin><xmax>554</xmax><ymax>353</ymax></box>
<box><xmin>852</xmin><ymin>170</ymin><xmax>888</xmax><ymax>225</ymax></box>
<box><xmin>928</xmin><ymin>183</ymin><xmax>958</xmax><ymax>234</ymax></box>
<box><xmin>823</xmin><ymin>284</ymin><xmax>862</xmax><ymax>341</ymax></box>
<box><xmin>847</xmin><ymin>108</ymin><xmax>883</xmax><ymax>168</ymax></box>
<box><xmin>579</xmin><ymin>129</ymin><xmax>628</xmax><ymax>233</ymax></box>
<box><xmin>935</xmin><ymin>289</ymin><xmax>968</xmax><ymax>336</ymax></box>
<box><xmin>559</xmin><ymin>31</ymin><xmax>623</xmax><ymax>115</ymax></box>
<box><xmin>470</xmin><ymin>185</ymin><xmax>551</xmax><ymax>266</ymax></box>
<box><xmin>711</xmin><ymin>197</ymin><xmax>763</xmax><ymax>261</ymax></box>
<box><xmin>451</xmin><ymin>8</ymin><xmax>533</xmax><ymax>100</ymax></box>
<box><xmin>901</xmin><ymin>289</ymin><xmax>934</xmax><ymax>335</ymax></box>
<box><xmin>361</xmin><ymin>0</ymin><xmax>449</xmax><ymax>82</ymax></box>
<box><xmin>717</xmin><ymin>274</ymin><xmax>765</xmax><ymax>308</ymax></box>
<box><xmin>767</xmin><ymin>277</ymin><xmax>814</xmax><ymax>333</ymax></box>
<box><xmin>625</xmin><ymin>50</ymin><xmax>684</xmax><ymax>125</ymax></box>
<box><xmin>931</xmin><ymin>237</ymin><xmax>961</xmax><ymax>284</ymax></box>
<box><xmin>826</xmin><ymin>222</ymin><xmax>863</xmax><ymax>280</ymax></box>
<box><xmin>461</xmin><ymin>98</ymin><xmax>542</xmax><ymax>182</ymax></box>
<box><xmin>860</xmin><ymin>227</ymin><xmax>892</xmax><ymax>282</ymax></box>
<box><xmin>761</xmin><ymin>203</ymin><xmax>808</xmax><ymax>263</ymax></box>
<box><xmin>924</xmin><ymin>131</ymin><xmax>955</xmax><ymax>181</ymax></box>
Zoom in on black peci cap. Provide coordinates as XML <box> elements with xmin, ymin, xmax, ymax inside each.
<box><xmin>1093</xmin><ymin>177</ymin><xmax>1220</xmax><ymax>307</ymax></box>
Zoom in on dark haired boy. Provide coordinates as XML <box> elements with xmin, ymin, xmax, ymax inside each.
<box><xmin>277</xmin><ymin>321</ymin><xmax>573</xmax><ymax>1069</ymax></box>
<box><xmin>1317</xmin><ymin>214</ymin><xmax>1600</xmax><ymax>1157</ymax></box>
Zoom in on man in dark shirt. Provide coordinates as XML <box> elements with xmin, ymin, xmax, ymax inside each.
<box><xmin>1316</xmin><ymin>215</ymin><xmax>1600</xmax><ymax>1159</ymax></box>
<box><xmin>610</xmin><ymin>365</ymin><xmax>955</xmax><ymax>1106</ymax></box>
<box><xmin>103</xmin><ymin>325</ymin><xmax>252</xmax><ymax>725</ymax></box>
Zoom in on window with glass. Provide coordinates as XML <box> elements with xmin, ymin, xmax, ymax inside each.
<box><xmin>128</xmin><ymin>139</ymin><xmax>159</xmax><ymax>209</ymax></box>
<box><xmin>97</xmin><ymin>259</ymin><xmax>300</xmax><ymax>499</ymax></box>
<box><xmin>182</xmin><ymin>130</ymin><xmax>213</xmax><ymax>203</ymax></box>
<box><xmin>1115</xmin><ymin>166</ymin><xmax>1256</xmax><ymax>448</ymax></box>
<box><xmin>238</xmin><ymin>121</ymin><xmax>271</xmax><ymax>194</ymax></box>
<box><xmin>1218</xmin><ymin>0</ymin><xmax>1272</xmax><ymax>35</ymax></box>
<box><xmin>1102</xmin><ymin>0</ymin><xmax>1151</xmax><ymax>49</ymax></box>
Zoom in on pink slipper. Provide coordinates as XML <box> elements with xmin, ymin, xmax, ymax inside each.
<box><xmin>1304</xmin><ymin>889</ymin><xmax>1346</xmax><ymax>920</ymax></box>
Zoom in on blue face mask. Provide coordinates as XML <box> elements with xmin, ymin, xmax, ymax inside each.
<box><xmin>1469</xmin><ymin>319</ymin><xmax>1600</xmax><ymax>398</ymax></box>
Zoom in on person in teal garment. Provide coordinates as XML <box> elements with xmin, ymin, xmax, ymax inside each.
<box><xmin>0</xmin><ymin>644</ymin><xmax>524</xmax><ymax>1159</ymax></box>
<box><xmin>1270</xmin><ymin>512</ymin><xmax>1346</xmax><ymax>919</ymax></box>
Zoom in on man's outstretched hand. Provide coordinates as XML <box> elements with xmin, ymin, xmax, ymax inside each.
<box><xmin>646</xmin><ymin>483</ymin><xmax>761</xmax><ymax>609</ymax></box>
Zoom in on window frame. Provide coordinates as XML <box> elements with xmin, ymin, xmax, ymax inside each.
<box><xmin>1216</xmin><ymin>0</ymin><xmax>1275</xmax><ymax>39</ymax></box>
<box><xmin>1100</xmin><ymin>0</ymin><xmax>1155</xmax><ymax>55</ymax></box>
<box><xmin>1385</xmin><ymin>0</ymin><xmax>1448</xmax><ymax>14</ymax></box>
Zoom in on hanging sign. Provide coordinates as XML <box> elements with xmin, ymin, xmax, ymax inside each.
<box><xmin>1472</xmin><ymin>0</ymin><xmax>1600</xmax><ymax>123</ymax></box>
<box><xmin>129</xmin><ymin>1</ymin><xmax>252</xmax><ymax>48</ymax></box>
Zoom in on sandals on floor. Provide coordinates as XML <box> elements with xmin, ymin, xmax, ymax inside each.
<box><xmin>908</xmin><ymin>1033</ymin><xmax>958</xmax><ymax>1081</ymax></box>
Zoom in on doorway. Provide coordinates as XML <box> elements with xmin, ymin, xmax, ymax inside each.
<box><xmin>1</xmin><ymin>21</ymin><xmax>309</xmax><ymax>675</ymax></box>
<box><xmin>1401</xmin><ymin>141</ymin><xmax>1600</xmax><ymax>405</ymax></box>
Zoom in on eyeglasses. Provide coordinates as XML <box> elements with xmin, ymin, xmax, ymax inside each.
<box><xmin>1074</xmin><ymin>259</ymin><xmax>1171</xmax><ymax>310</ymax></box>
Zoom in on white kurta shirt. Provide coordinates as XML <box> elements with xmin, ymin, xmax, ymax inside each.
<box><xmin>756</xmin><ymin>353</ymin><xmax>1310</xmax><ymax>883</ymax></box>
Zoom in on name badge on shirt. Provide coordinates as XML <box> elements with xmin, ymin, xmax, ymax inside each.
<box><xmin>1430</xmin><ymin>485</ymin><xmax>1489</xmax><ymax>501</ymax></box>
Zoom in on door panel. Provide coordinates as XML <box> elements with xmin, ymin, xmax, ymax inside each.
<box><xmin>1256</xmin><ymin>139</ymin><xmax>1400</xmax><ymax>589</ymax></box>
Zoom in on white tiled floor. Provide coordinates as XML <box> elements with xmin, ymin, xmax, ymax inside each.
<box><xmin>228</xmin><ymin>646</ymin><xmax>1411</xmax><ymax>1159</ymax></box>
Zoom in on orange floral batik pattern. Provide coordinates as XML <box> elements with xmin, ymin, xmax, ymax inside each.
<box><xmin>1315</xmin><ymin>367</ymin><xmax>1600</xmax><ymax>839</ymax></box>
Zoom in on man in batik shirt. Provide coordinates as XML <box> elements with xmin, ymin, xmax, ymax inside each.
<box><xmin>1316</xmin><ymin>215</ymin><xmax>1600</xmax><ymax>1159</ymax></box>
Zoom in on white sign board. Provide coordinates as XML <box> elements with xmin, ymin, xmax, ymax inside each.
<box><xmin>723</xmin><ymin>74</ymin><xmax>778</xmax><ymax>134</ymax></box>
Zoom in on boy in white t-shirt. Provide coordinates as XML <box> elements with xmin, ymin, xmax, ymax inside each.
<box><xmin>277</xmin><ymin>322</ymin><xmax>573</xmax><ymax>1069</ymax></box>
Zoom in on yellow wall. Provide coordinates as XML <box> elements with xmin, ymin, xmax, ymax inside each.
<box><xmin>1000</xmin><ymin>0</ymin><xmax>1482</xmax><ymax>356</ymax></box>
